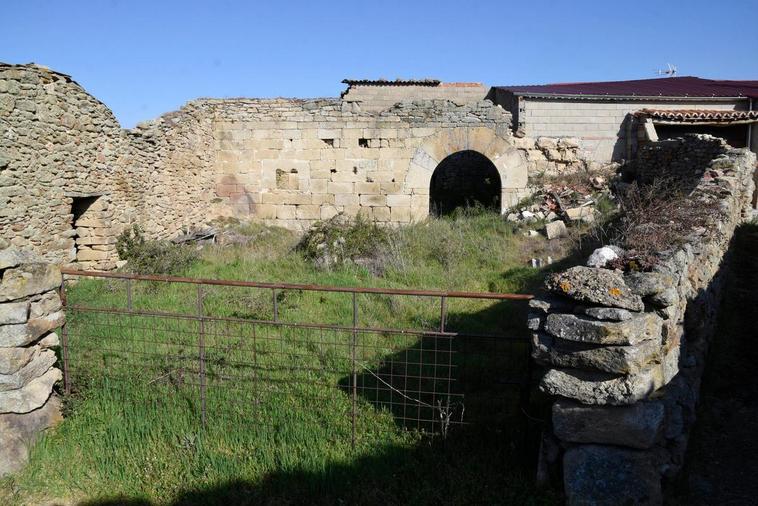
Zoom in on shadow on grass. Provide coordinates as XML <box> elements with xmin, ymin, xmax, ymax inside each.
<box><xmin>77</xmin><ymin>427</ymin><xmax>555</xmax><ymax>506</ymax></box>
<box><xmin>65</xmin><ymin>249</ymin><xmax>573</xmax><ymax>506</ymax></box>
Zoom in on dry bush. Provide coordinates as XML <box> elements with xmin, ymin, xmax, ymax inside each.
<box><xmin>609</xmin><ymin>178</ymin><xmax>719</xmax><ymax>270</ymax></box>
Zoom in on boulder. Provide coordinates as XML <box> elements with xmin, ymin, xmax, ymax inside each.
<box><xmin>552</xmin><ymin>399</ymin><xmax>665</xmax><ymax>449</ymax></box>
<box><xmin>586</xmin><ymin>246</ymin><xmax>621</xmax><ymax>268</ymax></box>
<box><xmin>544</xmin><ymin>220</ymin><xmax>567</xmax><ymax>240</ymax></box>
<box><xmin>545</xmin><ymin>266</ymin><xmax>644</xmax><ymax>311</ymax></box>
<box><xmin>563</xmin><ymin>445</ymin><xmax>662</xmax><ymax>506</ymax></box>
<box><xmin>0</xmin><ymin>264</ymin><xmax>61</xmax><ymax>302</ymax></box>
<box><xmin>544</xmin><ymin>313</ymin><xmax>662</xmax><ymax>345</ymax></box>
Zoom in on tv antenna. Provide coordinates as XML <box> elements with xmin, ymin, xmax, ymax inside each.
<box><xmin>655</xmin><ymin>63</ymin><xmax>678</xmax><ymax>77</ymax></box>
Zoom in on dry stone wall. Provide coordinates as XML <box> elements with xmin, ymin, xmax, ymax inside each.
<box><xmin>0</xmin><ymin>63</ymin><xmax>215</xmax><ymax>267</ymax></box>
<box><xmin>1</xmin><ymin>62</ymin><xmax>590</xmax><ymax>267</ymax></box>
<box><xmin>529</xmin><ymin>136</ymin><xmax>756</xmax><ymax>505</ymax></box>
<box><xmin>0</xmin><ymin>244</ymin><xmax>63</xmax><ymax>476</ymax></box>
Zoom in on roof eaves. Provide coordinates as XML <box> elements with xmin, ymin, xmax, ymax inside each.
<box><xmin>510</xmin><ymin>91</ymin><xmax>748</xmax><ymax>102</ymax></box>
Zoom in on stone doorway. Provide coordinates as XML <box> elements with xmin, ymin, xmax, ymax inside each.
<box><xmin>69</xmin><ymin>194</ymin><xmax>117</xmax><ymax>270</ymax></box>
<box><xmin>429</xmin><ymin>150</ymin><xmax>501</xmax><ymax>216</ymax></box>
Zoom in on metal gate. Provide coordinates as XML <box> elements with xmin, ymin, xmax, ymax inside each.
<box><xmin>59</xmin><ymin>268</ymin><xmax>533</xmax><ymax>444</ymax></box>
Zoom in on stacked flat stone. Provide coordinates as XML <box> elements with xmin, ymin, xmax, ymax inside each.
<box><xmin>529</xmin><ymin>140</ymin><xmax>756</xmax><ymax>505</ymax></box>
<box><xmin>0</xmin><ymin>245</ymin><xmax>63</xmax><ymax>476</ymax></box>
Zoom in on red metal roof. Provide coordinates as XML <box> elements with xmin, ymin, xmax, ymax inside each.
<box><xmin>494</xmin><ymin>76</ymin><xmax>758</xmax><ymax>99</ymax></box>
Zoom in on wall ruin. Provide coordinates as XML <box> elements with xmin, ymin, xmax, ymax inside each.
<box><xmin>529</xmin><ymin>135</ymin><xmax>756</xmax><ymax>504</ymax></box>
<box><xmin>1</xmin><ymin>63</ymin><xmax>594</xmax><ymax>267</ymax></box>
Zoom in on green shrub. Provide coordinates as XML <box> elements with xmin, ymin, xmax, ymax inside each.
<box><xmin>116</xmin><ymin>225</ymin><xmax>199</xmax><ymax>275</ymax></box>
<box><xmin>297</xmin><ymin>213</ymin><xmax>389</xmax><ymax>270</ymax></box>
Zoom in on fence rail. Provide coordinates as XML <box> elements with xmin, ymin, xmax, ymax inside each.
<box><xmin>59</xmin><ymin>268</ymin><xmax>533</xmax><ymax>445</ymax></box>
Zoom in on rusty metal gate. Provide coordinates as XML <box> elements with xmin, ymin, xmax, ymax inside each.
<box><xmin>59</xmin><ymin>268</ymin><xmax>533</xmax><ymax>444</ymax></box>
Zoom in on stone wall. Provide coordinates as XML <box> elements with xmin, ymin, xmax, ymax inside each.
<box><xmin>528</xmin><ymin>137</ymin><xmax>756</xmax><ymax>504</ymax></box>
<box><xmin>0</xmin><ymin>244</ymin><xmax>64</xmax><ymax>476</ymax></box>
<box><xmin>341</xmin><ymin>82</ymin><xmax>488</xmax><ymax>112</ymax></box>
<box><xmin>1</xmin><ymin>62</ymin><xmax>593</xmax><ymax>266</ymax></box>
<box><xmin>206</xmin><ymin>98</ymin><xmax>528</xmax><ymax>228</ymax></box>
<box><xmin>635</xmin><ymin>134</ymin><xmax>728</xmax><ymax>187</ymax></box>
<box><xmin>0</xmin><ymin>63</ymin><xmax>215</xmax><ymax>266</ymax></box>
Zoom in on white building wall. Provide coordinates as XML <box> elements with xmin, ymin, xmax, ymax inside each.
<box><xmin>521</xmin><ymin>98</ymin><xmax>747</xmax><ymax>162</ymax></box>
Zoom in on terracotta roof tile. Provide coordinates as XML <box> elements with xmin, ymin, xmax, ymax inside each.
<box><xmin>636</xmin><ymin>108</ymin><xmax>758</xmax><ymax>122</ymax></box>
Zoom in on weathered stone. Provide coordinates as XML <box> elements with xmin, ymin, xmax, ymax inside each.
<box><xmin>552</xmin><ymin>399</ymin><xmax>665</xmax><ymax>449</ymax></box>
<box><xmin>544</xmin><ymin>220</ymin><xmax>567</xmax><ymax>239</ymax></box>
<box><xmin>0</xmin><ymin>349</ymin><xmax>56</xmax><ymax>392</ymax></box>
<box><xmin>565</xmin><ymin>206</ymin><xmax>595</xmax><ymax>223</ymax></box>
<box><xmin>0</xmin><ymin>347</ymin><xmax>36</xmax><ymax>375</ymax></box>
<box><xmin>624</xmin><ymin>271</ymin><xmax>673</xmax><ymax>297</ymax></box>
<box><xmin>649</xmin><ymin>288</ymin><xmax>678</xmax><ymax>308</ymax></box>
<box><xmin>0</xmin><ymin>300</ymin><xmax>28</xmax><ymax>325</ymax></box>
<box><xmin>529</xmin><ymin>295</ymin><xmax>576</xmax><ymax>315</ymax></box>
<box><xmin>0</xmin><ymin>395</ymin><xmax>62</xmax><ymax>477</ymax></box>
<box><xmin>29</xmin><ymin>291</ymin><xmax>62</xmax><ymax>319</ymax></box>
<box><xmin>0</xmin><ymin>248</ymin><xmax>33</xmax><ymax>271</ymax></box>
<box><xmin>545</xmin><ymin>266</ymin><xmax>644</xmax><ymax>311</ymax></box>
<box><xmin>38</xmin><ymin>332</ymin><xmax>60</xmax><ymax>348</ymax></box>
<box><xmin>586</xmin><ymin>246</ymin><xmax>621</xmax><ymax>268</ymax></box>
<box><xmin>540</xmin><ymin>347</ymin><xmax>679</xmax><ymax>405</ymax></box>
<box><xmin>582</xmin><ymin>306</ymin><xmax>633</xmax><ymax>321</ymax></box>
<box><xmin>544</xmin><ymin>312</ymin><xmax>662</xmax><ymax>345</ymax></box>
<box><xmin>563</xmin><ymin>445</ymin><xmax>662</xmax><ymax>506</ymax></box>
<box><xmin>0</xmin><ymin>264</ymin><xmax>61</xmax><ymax>302</ymax></box>
<box><xmin>0</xmin><ymin>367</ymin><xmax>61</xmax><ymax>414</ymax></box>
<box><xmin>533</xmin><ymin>333</ymin><xmax>662</xmax><ymax>374</ymax></box>
<box><xmin>0</xmin><ymin>311</ymin><xmax>65</xmax><ymax>347</ymax></box>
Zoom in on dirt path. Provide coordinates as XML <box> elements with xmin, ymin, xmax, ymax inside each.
<box><xmin>668</xmin><ymin>226</ymin><xmax>758</xmax><ymax>505</ymax></box>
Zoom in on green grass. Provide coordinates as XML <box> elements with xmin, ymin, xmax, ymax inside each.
<box><xmin>1</xmin><ymin>212</ymin><xmax>569</xmax><ymax>506</ymax></box>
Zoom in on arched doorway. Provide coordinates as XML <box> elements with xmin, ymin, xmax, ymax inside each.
<box><xmin>429</xmin><ymin>150</ymin><xmax>501</xmax><ymax>216</ymax></box>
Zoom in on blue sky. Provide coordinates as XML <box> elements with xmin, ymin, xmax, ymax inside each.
<box><xmin>3</xmin><ymin>0</ymin><xmax>756</xmax><ymax>128</ymax></box>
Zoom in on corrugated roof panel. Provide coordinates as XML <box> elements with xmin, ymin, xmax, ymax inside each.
<box><xmin>494</xmin><ymin>76</ymin><xmax>758</xmax><ymax>98</ymax></box>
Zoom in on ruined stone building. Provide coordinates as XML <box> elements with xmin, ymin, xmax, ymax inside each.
<box><xmin>2</xmin><ymin>62</ymin><xmax>757</xmax><ymax>271</ymax></box>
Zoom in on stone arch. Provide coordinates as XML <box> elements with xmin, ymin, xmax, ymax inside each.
<box><xmin>403</xmin><ymin>127</ymin><xmax>527</xmax><ymax>220</ymax></box>
<box><xmin>429</xmin><ymin>150</ymin><xmax>501</xmax><ymax>216</ymax></box>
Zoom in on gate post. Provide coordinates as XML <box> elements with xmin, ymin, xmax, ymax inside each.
<box><xmin>197</xmin><ymin>285</ymin><xmax>207</xmax><ymax>428</ymax></box>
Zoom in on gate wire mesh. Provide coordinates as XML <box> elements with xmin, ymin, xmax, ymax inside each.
<box><xmin>59</xmin><ymin>269</ymin><xmax>532</xmax><ymax>444</ymax></box>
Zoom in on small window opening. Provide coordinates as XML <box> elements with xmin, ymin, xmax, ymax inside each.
<box><xmin>322</xmin><ymin>138</ymin><xmax>334</xmax><ymax>147</ymax></box>
<box><xmin>358</xmin><ymin>138</ymin><xmax>369</xmax><ymax>148</ymax></box>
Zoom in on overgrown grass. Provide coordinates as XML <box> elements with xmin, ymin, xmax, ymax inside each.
<box><xmin>1</xmin><ymin>212</ymin><xmax>570</xmax><ymax>506</ymax></box>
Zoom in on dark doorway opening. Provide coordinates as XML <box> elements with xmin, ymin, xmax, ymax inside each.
<box><xmin>429</xmin><ymin>150</ymin><xmax>501</xmax><ymax>216</ymax></box>
<box><xmin>71</xmin><ymin>196</ymin><xmax>99</xmax><ymax>223</ymax></box>
<box><xmin>656</xmin><ymin>124</ymin><xmax>748</xmax><ymax>148</ymax></box>
<box><xmin>70</xmin><ymin>195</ymin><xmax>100</xmax><ymax>261</ymax></box>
